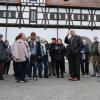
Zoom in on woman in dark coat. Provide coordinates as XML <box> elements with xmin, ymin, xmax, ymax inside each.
<box><xmin>53</xmin><ymin>39</ymin><xmax>66</xmax><ymax>78</ymax></box>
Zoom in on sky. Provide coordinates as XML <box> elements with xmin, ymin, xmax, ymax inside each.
<box><xmin>0</xmin><ymin>27</ymin><xmax>100</xmax><ymax>45</ymax></box>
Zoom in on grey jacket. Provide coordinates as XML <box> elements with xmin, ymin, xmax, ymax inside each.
<box><xmin>64</xmin><ymin>35</ymin><xmax>82</xmax><ymax>54</ymax></box>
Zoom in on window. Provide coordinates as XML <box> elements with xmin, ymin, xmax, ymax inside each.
<box><xmin>0</xmin><ymin>11</ymin><xmax>3</xmax><ymax>18</ymax></box>
<box><xmin>96</xmin><ymin>15</ymin><xmax>100</xmax><ymax>22</ymax></box>
<box><xmin>8</xmin><ymin>11</ymin><xmax>16</xmax><ymax>18</ymax></box>
<box><xmin>30</xmin><ymin>10</ymin><xmax>37</xmax><ymax>23</ymax></box>
<box><xmin>74</xmin><ymin>14</ymin><xmax>81</xmax><ymax>21</ymax></box>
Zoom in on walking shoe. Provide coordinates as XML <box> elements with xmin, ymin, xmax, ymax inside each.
<box><xmin>20</xmin><ymin>81</ymin><xmax>24</xmax><ymax>83</ymax></box>
<box><xmin>27</xmin><ymin>77</ymin><xmax>31</xmax><ymax>80</ymax></box>
<box><xmin>61</xmin><ymin>75</ymin><xmax>64</xmax><ymax>78</ymax></box>
<box><xmin>12</xmin><ymin>74</ymin><xmax>15</xmax><ymax>76</ymax></box>
<box><xmin>68</xmin><ymin>77</ymin><xmax>73</xmax><ymax>80</ymax></box>
<box><xmin>0</xmin><ymin>77</ymin><xmax>4</xmax><ymax>80</ymax></box>
<box><xmin>16</xmin><ymin>80</ymin><xmax>20</xmax><ymax>83</ymax></box>
<box><xmin>48</xmin><ymin>74</ymin><xmax>51</xmax><ymax>76</ymax></box>
<box><xmin>33</xmin><ymin>77</ymin><xmax>37</xmax><ymax>81</ymax></box>
<box><xmin>57</xmin><ymin>75</ymin><xmax>60</xmax><ymax>78</ymax></box>
<box><xmin>82</xmin><ymin>73</ymin><xmax>85</xmax><ymax>76</ymax></box>
<box><xmin>86</xmin><ymin>73</ymin><xmax>90</xmax><ymax>75</ymax></box>
<box><xmin>39</xmin><ymin>75</ymin><xmax>42</xmax><ymax>78</ymax></box>
<box><xmin>44</xmin><ymin>75</ymin><xmax>49</xmax><ymax>78</ymax></box>
<box><xmin>0</xmin><ymin>75</ymin><xmax>4</xmax><ymax>80</ymax></box>
<box><xmin>71</xmin><ymin>77</ymin><xmax>80</xmax><ymax>81</ymax></box>
<box><xmin>91</xmin><ymin>74</ymin><xmax>96</xmax><ymax>77</ymax></box>
<box><xmin>23</xmin><ymin>80</ymin><xmax>28</xmax><ymax>82</ymax></box>
<box><xmin>53</xmin><ymin>73</ymin><xmax>56</xmax><ymax>76</ymax></box>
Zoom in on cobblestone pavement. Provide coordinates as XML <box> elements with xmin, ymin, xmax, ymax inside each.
<box><xmin>0</xmin><ymin>63</ymin><xmax>100</xmax><ymax>100</ymax></box>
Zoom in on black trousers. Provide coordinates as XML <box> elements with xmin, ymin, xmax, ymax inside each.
<box><xmin>56</xmin><ymin>60</ymin><xmax>64</xmax><ymax>77</ymax></box>
<box><xmin>15</xmin><ymin>61</ymin><xmax>27</xmax><ymax>81</ymax></box>
<box><xmin>68</xmin><ymin>58</ymin><xmax>72</xmax><ymax>74</ymax></box>
<box><xmin>81</xmin><ymin>60</ymin><xmax>89</xmax><ymax>75</ymax></box>
<box><xmin>4</xmin><ymin>61</ymin><xmax>11</xmax><ymax>74</ymax></box>
<box><xmin>13</xmin><ymin>61</ymin><xmax>17</xmax><ymax>80</ymax></box>
<box><xmin>51</xmin><ymin>58</ymin><xmax>56</xmax><ymax>75</ymax></box>
<box><xmin>0</xmin><ymin>60</ymin><xmax>4</xmax><ymax>76</ymax></box>
<box><xmin>69</xmin><ymin>53</ymin><xmax>81</xmax><ymax>79</ymax></box>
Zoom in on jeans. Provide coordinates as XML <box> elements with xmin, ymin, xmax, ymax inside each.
<box><xmin>49</xmin><ymin>58</ymin><xmax>56</xmax><ymax>75</ymax></box>
<box><xmin>43</xmin><ymin>57</ymin><xmax>48</xmax><ymax>76</ymax></box>
<box><xmin>28</xmin><ymin>55</ymin><xmax>37</xmax><ymax>78</ymax></box>
<box><xmin>37</xmin><ymin>62</ymin><xmax>43</xmax><ymax>77</ymax></box>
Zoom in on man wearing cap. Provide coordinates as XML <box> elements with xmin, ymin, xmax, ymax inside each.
<box><xmin>0</xmin><ymin>34</ymin><xmax>7</xmax><ymax>80</ymax></box>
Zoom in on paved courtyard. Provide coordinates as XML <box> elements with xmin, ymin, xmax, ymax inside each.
<box><xmin>0</xmin><ymin>62</ymin><xmax>100</xmax><ymax>100</ymax></box>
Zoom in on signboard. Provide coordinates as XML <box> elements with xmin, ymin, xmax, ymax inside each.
<box><xmin>46</xmin><ymin>0</ymin><xmax>100</xmax><ymax>8</ymax></box>
<box><xmin>0</xmin><ymin>0</ymin><xmax>21</xmax><ymax>3</ymax></box>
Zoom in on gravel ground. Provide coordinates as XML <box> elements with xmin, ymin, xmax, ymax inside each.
<box><xmin>0</xmin><ymin>62</ymin><xmax>100</xmax><ymax>100</ymax></box>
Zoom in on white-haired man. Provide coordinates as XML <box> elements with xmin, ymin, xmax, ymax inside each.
<box><xmin>65</xmin><ymin>30</ymin><xmax>82</xmax><ymax>81</ymax></box>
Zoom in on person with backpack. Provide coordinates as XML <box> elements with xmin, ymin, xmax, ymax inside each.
<box><xmin>91</xmin><ymin>37</ymin><xmax>100</xmax><ymax>77</ymax></box>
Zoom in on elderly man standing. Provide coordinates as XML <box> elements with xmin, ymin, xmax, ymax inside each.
<box><xmin>65</xmin><ymin>30</ymin><xmax>82</xmax><ymax>81</ymax></box>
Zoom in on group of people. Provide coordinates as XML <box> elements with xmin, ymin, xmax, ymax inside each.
<box><xmin>0</xmin><ymin>29</ymin><xmax>100</xmax><ymax>83</ymax></box>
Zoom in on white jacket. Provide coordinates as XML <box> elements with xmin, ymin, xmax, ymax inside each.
<box><xmin>12</xmin><ymin>39</ymin><xmax>30</xmax><ymax>62</ymax></box>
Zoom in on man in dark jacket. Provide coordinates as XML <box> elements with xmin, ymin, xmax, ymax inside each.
<box><xmin>0</xmin><ymin>34</ymin><xmax>7</xmax><ymax>80</ymax></box>
<box><xmin>65</xmin><ymin>30</ymin><xmax>82</xmax><ymax>81</ymax></box>
<box><xmin>49</xmin><ymin>38</ymin><xmax>57</xmax><ymax>76</ymax></box>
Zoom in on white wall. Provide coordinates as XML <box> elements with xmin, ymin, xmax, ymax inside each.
<box><xmin>0</xmin><ymin>27</ymin><xmax>100</xmax><ymax>45</ymax></box>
